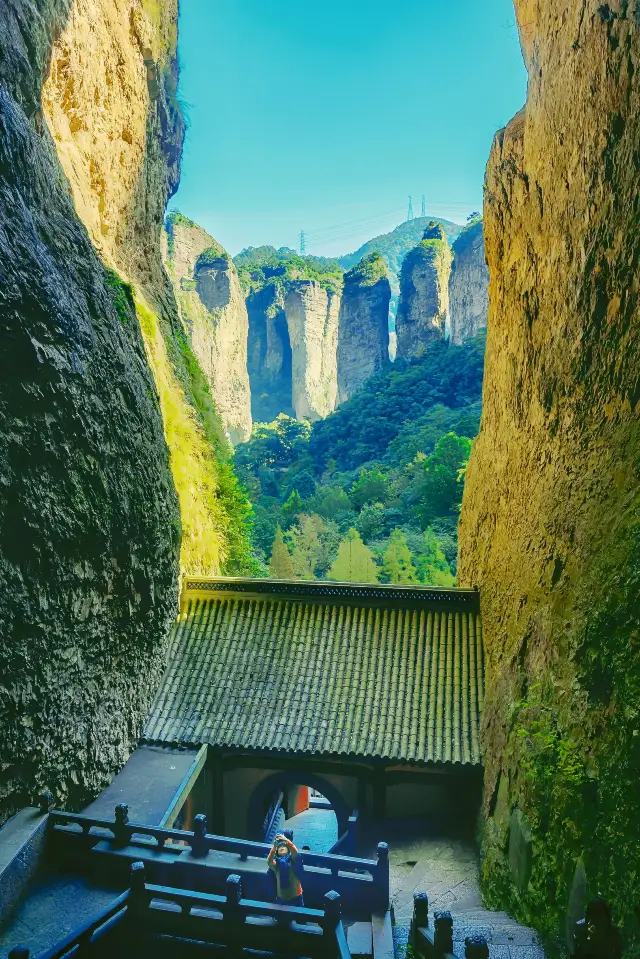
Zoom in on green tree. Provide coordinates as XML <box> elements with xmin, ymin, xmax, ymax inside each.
<box><xmin>414</xmin><ymin>432</ymin><xmax>472</xmax><ymax>526</ymax></box>
<box><xmin>415</xmin><ymin>528</ymin><xmax>455</xmax><ymax>587</ymax></box>
<box><xmin>269</xmin><ymin>525</ymin><xmax>296</xmax><ymax>580</ymax></box>
<box><xmin>327</xmin><ymin>529</ymin><xmax>379</xmax><ymax>583</ymax></box>
<box><xmin>287</xmin><ymin>514</ymin><xmax>325</xmax><ymax>580</ymax></box>
<box><xmin>382</xmin><ymin>529</ymin><xmax>419</xmax><ymax>584</ymax></box>
<box><xmin>350</xmin><ymin>468</ymin><xmax>388</xmax><ymax>510</ymax></box>
<box><xmin>281</xmin><ymin>489</ymin><xmax>303</xmax><ymax>527</ymax></box>
<box><xmin>355</xmin><ymin>502</ymin><xmax>386</xmax><ymax>541</ymax></box>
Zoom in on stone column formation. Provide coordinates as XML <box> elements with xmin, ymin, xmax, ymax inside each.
<box><xmin>448</xmin><ymin>221</ymin><xmax>489</xmax><ymax>345</ymax></box>
<box><xmin>337</xmin><ymin>255</ymin><xmax>391</xmax><ymax>404</ymax></box>
<box><xmin>395</xmin><ymin>223</ymin><xmax>453</xmax><ymax>359</ymax></box>
<box><xmin>284</xmin><ymin>281</ymin><xmax>341</xmax><ymax>421</ymax></box>
<box><xmin>163</xmin><ymin>217</ymin><xmax>252</xmax><ymax>445</ymax></box>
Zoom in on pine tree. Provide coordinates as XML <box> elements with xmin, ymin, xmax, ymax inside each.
<box><xmin>382</xmin><ymin>529</ymin><xmax>419</xmax><ymax>584</ymax></box>
<box><xmin>269</xmin><ymin>525</ymin><xmax>295</xmax><ymax>579</ymax></box>
<box><xmin>327</xmin><ymin>529</ymin><xmax>379</xmax><ymax>584</ymax></box>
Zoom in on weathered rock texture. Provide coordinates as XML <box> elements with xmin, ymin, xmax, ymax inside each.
<box><xmin>395</xmin><ymin>223</ymin><xmax>452</xmax><ymax>359</ymax></box>
<box><xmin>246</xmin><ymin>285</ymin><xmax>294</xmax><ymax>423</ymax></box>
<box><xmin>0</xmin><ymin>0</ymin><xmax>183</xmax><ymax>822</ymax></box>
<box><xmin>449</xmin><ymin>220</ymin><xmax>489</xmax><ymax>345</ymax></box>
<box><xmin>337</xmin><ymin>253</ymin><xmax>391</xmax><ymax>403</ymax></box>
<box><xmin>284</xmin><ymin>282</ymin><xmax>340</xmax><ymax>421</ymax></box>
<box><xmin>163</xmin><ymin>215</ymin><xmax>252</xmax><ymax>444</ymax></box>
<box><xmin>458</xmin><ymin>1</ymin><xmax>640</xmax><ymax>944</ymax></box>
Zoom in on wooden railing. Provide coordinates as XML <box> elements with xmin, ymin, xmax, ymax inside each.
<box><xmin>47</xmin><ymin>807</ymin><xmax>390</xmax><ymax>912</ymax></box>
<box><xmin>9</xmin><ymin>862</ymin><xmax>351</xmax><ymax>959</ymax></box>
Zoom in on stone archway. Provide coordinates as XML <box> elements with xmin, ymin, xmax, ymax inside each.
<box><xmin>247</xmin><ymin>770</ymin><xmax>350</xmax><ymax>842</ymax></box>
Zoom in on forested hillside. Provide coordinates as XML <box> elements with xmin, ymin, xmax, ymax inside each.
<box><xmin>235</xmin><ymin>332</ymin><xmax>485</xmax><ymax>584</ymax></box>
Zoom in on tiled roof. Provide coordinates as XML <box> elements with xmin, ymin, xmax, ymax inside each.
<box><xmin>144</xmin><ymin>578</ymin><xmax>484</xmax><ymax>766</ymax></box>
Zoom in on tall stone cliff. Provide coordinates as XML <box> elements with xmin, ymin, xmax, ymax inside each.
<box><xmin>449</xmin><ymin>220</ymin><xmax>489</xmax><ymax>345</ymax></box>
<box><xmin>246</xmin><ymin>285</ymin><xmax>294</xmax><ymax>423</ymax></box>
<box><xmin>395</xmin><ymin>222</ymin><xmax>452</xmax><ymax>359</ymax></box>
<box><xmin>0</xmin><ymin>0</ymin><xmax>182</xmax><ymax>821</ymax></box>
<box><xmin>163</xmin><ymin>214</ymin><xmax>252</xmax><ymax>444</ymax></box>
<box><xmin>0</xmin><ymin>0</ymin><xmax>252</xmax><ymax>823</ymax></box>
<box><xmin>337</xmin><ymin>253</ymin><xmax>391</xmax><ymax>404</ymax></box>
<box><xmin>284</xmin><ymin>281</ymin><xmax>340</xmax><ymax>421</ymax></box>
<box><xmin>459</xmin><ymin>0</ymin><xmax>640</xmax><ymax>944</ymax></box>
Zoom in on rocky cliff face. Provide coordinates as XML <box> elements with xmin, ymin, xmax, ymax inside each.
<box><xmin>449</xmin><ymin>220</ymin><xmax>489</xmax><ymax>345</ymax></box>
<box><xmin>163</xmin><ymin>215</ymin><xmax>252</xmax><ymax>444</ymax></box>
<box><xmin>395</xmin><ymin>222</ymin><xmax>452</xmax><ymax>359</ymax></box>
<box><xmin>0</xmin><ymin>0</ymin><xmax>182</xmax><ymax>821</ymax></box>
<box><xmin>337</xmin><ymin>253</ymin><xmax>391</xmax><ymax>403</ymax></box>
<box><xmin>284</xmin><ymin>282</ymin><xmax>340</xmax><ymax>421</ymax></box>
<box><xmin>459</xmin><ymin>1</ymin><xmax>640</xmax><ymax>944</ymax></box>
<box><xmin>246</xmin><ymin>285</ymin><xmax>294</xmax><ymax>422</ymax></box>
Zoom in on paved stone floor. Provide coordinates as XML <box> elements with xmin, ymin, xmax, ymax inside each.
<box><xmin>0</xmin><ymin>872</ymin><xmax>122</xmax><ymax>958</ymax></box>
<box><xmin>282</xmin><ymin>806</ymin><xmax>338</xmax><ymax>853</ymax></box>
<box><xmin>374</xmin><ymin>825</ymin><xmax>546</xmax><ymax>959</ymax></box>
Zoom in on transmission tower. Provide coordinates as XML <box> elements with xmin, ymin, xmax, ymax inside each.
<box><xmin>299</xmin><ymin>230</ymin><xmax>306</xmax><ymax>255</ymax></box>
<box><xmin>421</xmin><ymin>194</ymin><xmax>426</xmax><ymax>217</ymax></box>
<box><xmin>407</xmin><ymin>196</ymin><xmax>414</xmax><ymax>221</ymax></box>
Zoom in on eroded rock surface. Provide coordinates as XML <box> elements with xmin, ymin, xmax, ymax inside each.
<box><xmin>247</xmin><ymin>285</ymin><xmax>294</xmax><ymax>422</ymax></box>
<box><xmin>284</xmin><ymin>281</ymin><xmax>340</xmax><ymax>421</ymax></box>
<box><xmin>449</xmin><ymin>220</ymin><xmax>489</xmax><ymax>345</ymax></box>
<box><xmin>459</xmin><ymin>0</ymin><xmax>640</xmax><ymax>942</ymax></box>
<box><xmin>164</xmin><ymin>215</ymin><xmax>252</xmax><ymax>444</ymax></box>
<box><xmin>396</xmin><ymin>222</ymin><xmax>452</xmax><ymax>359</ymax></box>
<box><xmin>0</xmin><ymin>0</ymin><xmax>181</xmax><ymax>820</ymax></box>
<box><xmin>337</xmin><ymin>253</ymin><xmax>391</xmax><ymax>404</ymax></box>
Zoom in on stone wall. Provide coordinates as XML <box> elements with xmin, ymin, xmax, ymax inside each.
<box><xmin>458</xmin><ymin>0</ymin><xmax>640</xmax><ymax>944</ymax></box>
<box><xmin>246</xmin><ymin>285</ymin><xmax>294</xmax><ymax>423</ymax></box>
<box><xmin>449</xmin><ymin>220</ymin><xmax>489</xmax><ymax>345</ymax></box>
<box><xmin>0</xmin><ymin>0</ymin><xmax>182</xmax><ymax>821</ymax></box>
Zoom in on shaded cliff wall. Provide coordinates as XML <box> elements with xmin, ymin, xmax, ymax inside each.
<box><xmin>246</xmin><ymin>285</ymin><xmax>294</xmax><ymax>423</ymax></box>
<box><xmin>337</xmin><ymin>253</ymin><xmax>391</xmax><ymax>404</ymax></box>
<box><xmin>449</xmin><ymin>220</ymin><xmax>489</xmax><ymax>345</ymax></box>
<box><xmin>0</xmin><ymin>0</ymin><xmax>181</xmax><ymax>821</ymax></box>
<box><xmin>459</xmin><ymin>0</ymin><xmax>640</xmax><ymax>945</ymax></box>
<box><xmin>284</xmin><ymin>281</ymin><xmax>340</xmax><ymax>421</ymax></box>
<box><xmin>163</xmin><ymin>215</ymin><xmax>252</xmax><ymax>444</ymax></box>
<box><xmin>396</xmin><ymin>222</ymin><xmax>452</xmax><ymax>359</ymax></box>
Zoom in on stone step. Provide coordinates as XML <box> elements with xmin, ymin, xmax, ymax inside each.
<box><xmin>347</xmin><ymin>920</ymin><xmax>373</xmax><ymax>957</ymax></box>
<box><xmin>372</xmin><ymin>911</ymin><xmax>394</xmax><ymax>959</ymax></box>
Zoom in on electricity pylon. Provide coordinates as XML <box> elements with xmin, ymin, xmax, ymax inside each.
<box><xmin>421</xmin><ymin>195</ymin><xmax>426</xmax><ymax>217</ymax></box>
<box><xmin>407</xmin><ymin>197</ymin><xmax>414</xmax><ymax>221</ymax></box>
<box><xmin>299</xmin><ymin>230</ymin><xmax>306</xmax><ymax>255</ymax></box>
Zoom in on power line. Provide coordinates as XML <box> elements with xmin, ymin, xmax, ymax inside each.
<box><xmin>304</xmin><ymin>206</ymin><xmax>405</xmax><ymax>238</ymax></box>
<box><xmin>407</xmin><ymin>196</ymin><xmax>414</xmax><ymax>220</ymax></box>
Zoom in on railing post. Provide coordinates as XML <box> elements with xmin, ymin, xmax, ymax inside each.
<box><xmin>190</xmin><ymin>813</ymin><xmax>209</xmax><ymax>858</ymax></box>
<box><xmin>114</xmin><ymin>803</ymin><xmax>130</xmax><ymax>848</ymax></box>
<box><xmin>129</xmin><ymin>860</ymin><xmax>148</xmax><ymax>909</ymax></box>
<box><xmin>38</xmin><ymin>791</ymin><xmax>54</xmax><ymax>814</ymax></box>
<box><xmin>322</xmin><ymin>890</ymin><xmax>342</xmax><ymax>933</ymax></box>
<box><xmin>224</xmin><ymin>873</ymin><xmax>243</xmax><ymax>929</ymax></box>
<box><xmin>376</xmin><ymin>841</ymin><xmax>390</xmax><ymax>909</ymax></box>
<box><xmin>465</xmin><ymin>934</ymin><xmax>489</xmax><ymax>958</ymax></box>
<box><xmin>434</xmin><ymin>910</ymin><xmax>454</xmax><ymax>955</ymax></box>
<box><xmin>410</xmin><ymin>892</ymin><xmax>429</xmax><ymax>947</ymax></box>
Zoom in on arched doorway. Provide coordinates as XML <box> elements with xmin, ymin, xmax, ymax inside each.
<box><xmin>247</xmin><ymin>771</ymin><xmax>350</xmax><ymax>852</ymax></box>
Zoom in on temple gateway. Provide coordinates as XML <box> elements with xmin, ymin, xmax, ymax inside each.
<box><xmin>141</xmin><ymin>576</ymin><xmax>485</xmax><ymax>842</ymax></box>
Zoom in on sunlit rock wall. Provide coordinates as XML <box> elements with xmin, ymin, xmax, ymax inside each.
<box><xmin>337</xmin><ymin>253</ymin><xmax>391</xmax><ymax>403</ymax></box>
<box><xmin>396</xmin><ymin>222</ymin><xmax>452</xmax><ymax>359</ymax></box>
<box><xmin>284</xmin><ymin>281</ymin><xmax>340</xmax><ymax>421</ymax></box>
<box><xmin>459</xmin><ymin>1</ymin><xmax>640</xmax><ymax>944</ymax></box>
<box><xmin>449</xmin><ymin>220</ymin><xmax>489</xmax><ymax>345</ymax></box>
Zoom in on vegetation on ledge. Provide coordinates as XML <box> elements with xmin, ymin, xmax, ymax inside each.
<box><xmin>344</xmin><ymin>251</ymin><xmax>388</xmax><ymax>288</ymax></box>
<box><xmin>234</xmin><ymin>245</ymin><xmax>343</xmax><ymax>297</ymax></box>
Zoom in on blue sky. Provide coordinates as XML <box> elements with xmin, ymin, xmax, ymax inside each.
<box><xmin>172</xmin><ymin>0</ymin><xmax>527</xmax><ymax>258</ymax></box>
